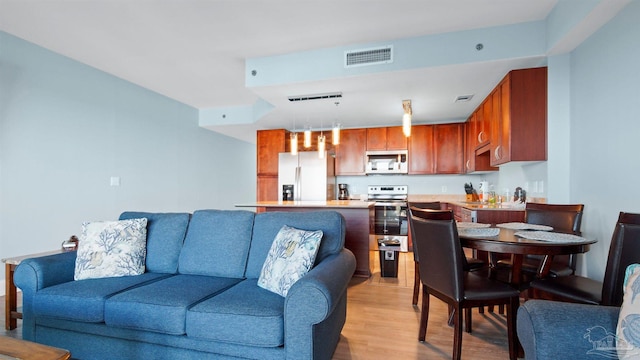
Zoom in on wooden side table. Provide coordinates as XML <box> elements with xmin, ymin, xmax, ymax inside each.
<box><xmin>2</xmin><ymin>250</ymin><xmax>66</xmax><ymax>330</ymax></box>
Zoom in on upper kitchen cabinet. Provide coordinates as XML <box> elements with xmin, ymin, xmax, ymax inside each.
<box><xmin>470</xmin><ymin>98</ymin><xmax>492</xmax><ymax>149</ymax></box>
<box><xmin>366</xmin><ymin>126</ymin><xmax>407</xmax><ymax>150</ymax></box>
<box><xmin>408</xmin><ymin>124</ymin><xmax>435</xmax><ymax>174</ymax></box>
<box><xmin>491</xmin><ymin>67</ymin><xmax>547</xmax><ymax>166</ymax></box>
<box><xmin>335</xmin><ymin>128</ymin><xmax>367</xmax><ymax>175</ymax></box>
<box><xmin>257</xmin><ymin>129</ymin><xmax>286</xmax><ymax>176</ymax></box>
<box><xmin>434</xmin><ymin>123</ymin><xmax>465</xmax><ymax>174</ymax></box>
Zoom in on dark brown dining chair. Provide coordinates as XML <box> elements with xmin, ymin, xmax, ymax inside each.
<box><xmin>411</xmin><ymin>210</ymin><xmax>520</xmax><ymax>360</ymax></box>
<box><xmin>530</xmin><ymin>211</ymin><xmax>640</xmax><ymax>306</ymax></box>
<box><xmin>409</xmin><ymin>202</ymin><xmax>486</xmax><ymax>306</ymax></box>
<box><xmin>408</xmin><ymin>201</ymin><xmax>443</xmax><ymax>306</ymax></box>
<box><xmin>493</xmin><ymin>203</ymin><xmax>584</xmax><ymax>282</ymax></box>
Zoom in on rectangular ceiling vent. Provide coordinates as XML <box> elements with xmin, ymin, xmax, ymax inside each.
<box><xmin>455</xmin><ymin>94</ymin><xmax>474</xmax><ymax>103</ymax></box>
<box><xmin>288</xmin><ymin>92</ymin><xmax>342</xmax><ymax>102</ymax></box>
<box><xmin>345</xmin><ymin>45</ymin><xmax>393</xmax><ymax>68</ymax></box>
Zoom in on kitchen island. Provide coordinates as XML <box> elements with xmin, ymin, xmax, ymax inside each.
<box><xmin>236</xmin><ymin>200</ymin><xmax>374</xmax><ymax>277</ymax></box>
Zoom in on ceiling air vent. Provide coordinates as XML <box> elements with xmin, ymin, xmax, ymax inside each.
<box><xmin>288</xmin><ymin>92</ymin><xmax>342</xmax><ymax>102</ymax></box>
<box><xmin>455</xmin><ymin>94</ymin><xmax>474</xmax><ymax>103</ymax></box>
<box><xmin>345</xmin><ymin>45</ymin><xmax>393</xmax><ymax>68</ymax></box>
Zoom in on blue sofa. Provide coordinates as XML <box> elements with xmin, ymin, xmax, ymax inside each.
<box><xmin>14</xmin><ymin>209</ymin><xmax>356</xmax><ymax>360</ymax></box>
<box><xmin>517</xmin><ymin>300</ymin><xmax>621</xmax><ymax>360</ymax></box>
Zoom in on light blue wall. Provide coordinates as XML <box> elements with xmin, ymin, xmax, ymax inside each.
<box><xmin>565</xmin><ymin>0</ymin><xmax>640</xmax><ymax>279</ymax></box>
<box><xmin>0</xmin><ymin>32</ymin><xmax>256</xmax><ymax>276</ymax></box>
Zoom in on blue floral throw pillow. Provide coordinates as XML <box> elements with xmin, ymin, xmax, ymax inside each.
<box><xmin>258</xmin><ymin>225</ymin><xmax>323</xmax><ymax>297</ymax></box>
<box><xmin>74</xmin><ymin>218</ymin><xmax>148</xmax><ymax>280</ymax></box>
<box><xmin>616</xmin><ymin>264</ymin><xmax>640</xmax><ymax>359</ymax></box>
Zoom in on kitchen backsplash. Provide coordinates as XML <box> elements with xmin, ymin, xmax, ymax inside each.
<box><xmin>336</xmin><ymin>161</ymin><xmax>548</xmax><ymax>200</ymax></box>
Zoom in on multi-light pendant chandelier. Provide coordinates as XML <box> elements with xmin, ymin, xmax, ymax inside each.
<box><xmin>290</xmin><ymin>124</ymin><xmax>340</xmax><ymax>158</ymax></box>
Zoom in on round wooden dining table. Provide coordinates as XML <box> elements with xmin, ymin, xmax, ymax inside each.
<box><xmin>458</xmin><ymin>227</ymin><xmax>596</xmax><ymax>286</ymax></box>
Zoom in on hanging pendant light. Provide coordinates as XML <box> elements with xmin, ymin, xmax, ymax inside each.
<box><xmin>303</xmin><ymin>125</ymin><xmax>312</xmax><ymax>148</ymax></box>
<box><xmin>332</xmin><ymin>122</ymin><xmax>341</xmax><ymax>145</ymax></box>
<box><xmin>318</xmin><ymin>134</ymin><xmax>326</xmax><ymax>159</ymax></box>
<box><xmin>290</xmin><ymin>132</ymin><xmax>298</xmax><ymax>155</ymax></box>
<box><xmin>402</xmin><ymin>100</ymin><xmax>412</xmax><ymax>137</ymax></box>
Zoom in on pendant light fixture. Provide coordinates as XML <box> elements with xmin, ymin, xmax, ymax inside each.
<box><xmin>332</xmin><ymin>123</ymin><xmax>341</xmax><ymax>145</ymax></box>
<box><xmin>318</xmin><ymin>133</ymin><xmax>326</xmax><ymax>159</ymax></box>
<box><xmin>290</xmin><ymin>132</ymin><xmax>298</xmax><ymax>155</ymax></box>
<box><xmin>402</xmin><ymin>99</ymin><xmax>412</xmax><ymax>137</ymax></box>
<box><xmin>332</xmin><ymin>101</ymin><xmax>341</xmax><ymax>145</ymax></box>
<box><xmin>303</xmin><ymin>125</ymin><xmax>312</xmax><ymax>148</ymax></box>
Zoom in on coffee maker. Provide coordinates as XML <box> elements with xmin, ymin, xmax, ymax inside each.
<box><xmin>338</xmin><ymin>184</ymin><xmax>349</xmax><ymax>200</ymax></box>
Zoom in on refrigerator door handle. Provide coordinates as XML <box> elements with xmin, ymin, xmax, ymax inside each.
<box><xmin>294</xmin><ymin>166</ymin><xmax>301</xmax><ymax>201</ymax></box>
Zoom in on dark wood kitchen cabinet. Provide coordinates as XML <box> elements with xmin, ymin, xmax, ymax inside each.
<box><xmin>335</xmin><ymin>128</ymin><xmax>367</xmax><ymax>175</ymax></box>
<box><xmin>434</xmin><ymin>123</ymin><xmax>464</xmax><ymax>174</ymax></box>
<box><xmin>256</xmin><ymin>129</ymin><xmax>286</xmax><ymax>201</ymax></box>
<box><xmin>408</xmin><ymin>124</ymin><xmax>435</xmax><ymax>174</ymax></box>
<box><xmin>366</xmin><ymin>126</ymin><xmax>407</xmax><ymax>150</ymax></box>
<box><xmin>491</xmin><ymin>67</ymin><xmax>547</xmax><ymax>166</ymax></box>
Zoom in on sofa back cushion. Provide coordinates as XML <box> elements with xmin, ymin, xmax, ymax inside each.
<box><xmin>245</xmin><ymin>211</ymin><xmax>346</xmax><ymax>279</ymax></box>
<box><xmin>178</xmin><ymin>210</ymin><xmax>255</xmax><ymax>278</ymax></box>
<box><xmin>119</xmin><ymin>212</ymin><xmax>190</xmax><ymax>274</ymax></box>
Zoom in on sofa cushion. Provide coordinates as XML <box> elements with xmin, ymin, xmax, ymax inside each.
<box><xmin>246</xmin><ymin>211</ymin><xmax>345</xmax><ymax>279</ymax></box>
<box><xmin>33</xmin><ymin>273</ymin><xmax>170</xmax><ymax>323</ymax></box>
<box><xmin>186</xmin><ymin>279</ymin><xmax>285</xmax><ymax>347</ymax></box>
<box><xmin>178</xmin><ymin>210</ymin><xmax>255</xmax><ymax>277</ymax></box>
<box><xmin>119</xmin><ymin>212</ymin><xmax>190</xmax><ymax>274</ymax></box>
<box><xmin>74</xmin><ymin>218</ymin><xmax>148</xmax><ymax>280</ymax></box>
<box><xmin>105</xmin><ymin>274</ymin><xmax>241</xmax><ymax>335</ymax></box>
<box><xmin>616</xmin><ymin>263</ymin><xmax>640</xmax><ymax>358</ymax></box>
<box><xmin>258</xmin><ymin>225</ymin><xmax>323</xmax><ymax>297</ymax></box>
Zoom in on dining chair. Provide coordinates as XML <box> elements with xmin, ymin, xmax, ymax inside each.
<box><xmin>530</xmin><ymin>211</ymin><xmax>640</xmax><ymax>306</ymax></box>
<box><xmin>493</xmin><ymin>203</ymin><xmax>584</xmax><ymax>283</ymax></box>
<box><xmin>408</xmin><ymin>203</ymin><xmax>486</xmax><ymax>306</ymax></box>
<box><xmin>408</xmin><ymin>201</ymin><xmax>443</xmax><ymax>306</ymax></box>
<box><xmin>411</xmin><ymin>210</ymin><xmax>520</xmax><ymax>360</ymax></box>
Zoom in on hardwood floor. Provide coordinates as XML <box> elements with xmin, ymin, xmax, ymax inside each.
<box><xmin>1</xmin><ymin>252</ymin><xmax>512</xmax><ymax>359</ymax></box>
<box><xmin>333</xmin><ymin>251</ymin><xmax>511</xmax><ymax>359</ymax></box>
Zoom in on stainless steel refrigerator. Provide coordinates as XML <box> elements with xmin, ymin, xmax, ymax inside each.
<box><xmin>278</xmin><ymin>151</ymin><xmax>336</xmax><ymax>201</ymax></box>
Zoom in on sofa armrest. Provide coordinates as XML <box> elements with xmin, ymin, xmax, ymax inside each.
<box><xmin>517</xmin><ymin>300</ymin><xmax>620</xmax><ymax>360</ymax></box>
<box><xmin>14</xmin><ymin>251</ymin><xmax>77</xmax><ymax>293</ymax></box>
<box><xmin>13</xmin><ymin>251</ymin><xmax>77</xmax><ymax>341</ymax></box>
<box><xmin>284</xmin><ymin>248</ymin><xmax>356</xmax><ymax>360</ymax></box>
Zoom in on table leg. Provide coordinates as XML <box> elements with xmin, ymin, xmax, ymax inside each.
<box><xmin>5</xmin><ymin>263</ymin><xmax>17</xmax><ymax>330</ymax></box>
<box><xmin>511</xmin><ymin>254</ymin><xmax>524</xmax><ymax>286</ymax></box>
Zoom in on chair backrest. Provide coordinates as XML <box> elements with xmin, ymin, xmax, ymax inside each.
<box><xmin>601</xmin><ymin>212</ymin><xmax>640</xmax><ymax>306</ymax></box>
<box><xmin>525</xmin><ymin>203</ymin><xmax>584</xmax><ymax>235</ymax></box>
<box><xmin>409</xmin><ymin>201</ymin><xmax>442</xmax><ymax>210</ymax></box>
<box><xmin>410</xmin><ymin>210</ymin><xmax>465</xmax><ymax>302</ymax></box>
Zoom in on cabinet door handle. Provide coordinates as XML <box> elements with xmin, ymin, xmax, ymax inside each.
<box><xmin>477</xmin><ymin>131</ymin><xmax>484</xmax><ymax>143</ymax></box>
<box><xmin>466</xmin><ymin>160</ymin><xmax>470</xmax><ymax>170</ymax></box>
<box><xmin>494</xmin><ymin>145</ymin><xmax>502</xmax><ymax>160</ymax></box>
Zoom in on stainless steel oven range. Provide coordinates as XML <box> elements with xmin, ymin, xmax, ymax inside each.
<box><xmin>368</xmin><ymin>185</ymin><xmax>408</xmax><ymax>252</ymax></box>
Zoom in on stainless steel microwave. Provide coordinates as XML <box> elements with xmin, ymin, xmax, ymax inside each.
<box><xmin>365</xmin><ymin>150</ymin><xmax>408</xmax><ymax>175</ymax></box>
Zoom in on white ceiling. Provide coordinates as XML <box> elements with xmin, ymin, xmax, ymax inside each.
<box><xmin>0</xmin><ymin>0</ymin><xmax>624</xmax><ymax>143</ymax></box>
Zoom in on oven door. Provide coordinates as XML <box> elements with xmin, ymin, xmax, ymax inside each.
<box><xmin>370</xmin><ymin>201</ymin><xmax>408</xmax><ymax>251</ymax></box>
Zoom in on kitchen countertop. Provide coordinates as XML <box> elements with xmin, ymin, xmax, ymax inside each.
<box><xmin>235</xmin><ymin>200</ymin><xmax>374</xmax><ymax>209</ymax></box>
<box><xmin>448</xmin><ymin>201</ymin><xmax>526</xmax><ymax>211</ymax></box>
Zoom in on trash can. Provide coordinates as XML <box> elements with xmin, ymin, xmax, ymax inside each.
<box><xmin>378</xmin><ymin>238</ymin><xmax>401</xmax><ymax>277</ymax></box>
